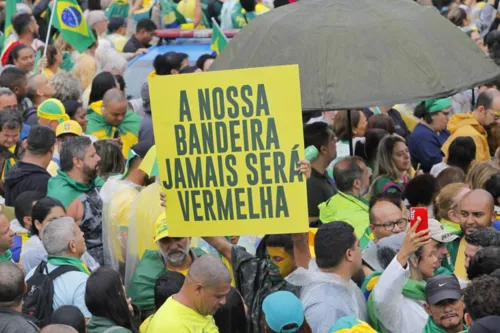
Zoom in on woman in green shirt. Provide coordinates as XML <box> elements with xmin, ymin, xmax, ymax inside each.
<box><xmin>370</xmin><ymin>135</ymin><xmax>412</xmax><ymax>197</ymax></box>
<box><xmin>86</xmin><ymin>268</ymin><xmax>139</xmax><ymax>333</ymax></box>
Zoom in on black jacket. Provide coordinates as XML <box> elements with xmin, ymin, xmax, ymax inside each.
<box><xmin>4</xmin><ymin>161</ymin><xmax>50</xmax><ymax>206</ymax></box>
<box><xmin>22</xmin><ymin>107</ymin><xmax>39</xmax><ymax>127</ymax></box>
<box><xmin>0</xmin><ymin>308</ymin><xmax>39</xmax><ymax>333</ymax></box>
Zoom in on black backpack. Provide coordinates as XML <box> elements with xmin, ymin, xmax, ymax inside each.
<box><xmin>22</xmin><ymin>261</ymin><xmax>80</xmax><ymax>327</ymax></box>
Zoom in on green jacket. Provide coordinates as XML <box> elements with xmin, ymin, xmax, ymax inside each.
<box><xmin>127</xmin><ymin>249</ymin><xmax>205</xmax><ymax>313</ymax></box>
<box><xmin>47</xmin><ymin>170</ymin><xmax>105</xmax><ymax>208</ymax></box>
<box><xmin>87</xmin><ymin>316</ymin><xmax>133</xmax><ymax>333</ymax></box>
<box><xmin>319</xmin><ymin>191</ymin><xmax>373</xmax><ymax>250</ymax></box>
<box><xmin>421</xmin><ymin>316</ymin><xmax>468</xmax><ymax>333</ymax></box>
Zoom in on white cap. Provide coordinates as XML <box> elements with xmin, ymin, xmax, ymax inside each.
<box><xmin>428</xmin><ymin>218</ymin><xmax>458</xmax><ymax>243</ymax></box>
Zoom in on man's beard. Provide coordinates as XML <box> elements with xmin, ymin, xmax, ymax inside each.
<box><xmin>160</xmin><ymin>241</ymin><xmax>190</xmax><ymax>266</ymax></box>
<box><xmin>83</xmin><ymin>163</ymin><xmax>98</xmax><ymax>180</ymax></box>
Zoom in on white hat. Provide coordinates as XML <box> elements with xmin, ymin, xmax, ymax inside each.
<box><xmin>428</xmin><ymin>218</ymin><xmax>458</xmax><ymax>243</ymax></box>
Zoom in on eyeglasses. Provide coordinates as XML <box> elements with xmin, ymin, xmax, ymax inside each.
<box><xmin>373</xmin><ymin>218</ymin><xmax>408</xmax><ymax>231</ymax></box>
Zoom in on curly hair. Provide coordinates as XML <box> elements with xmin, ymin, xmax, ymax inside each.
<box><xmin>464</xmin><ymin>274</ymin><xmax>500</xmax><ymax>321</ymax></box>
<box><xmin>49</xmin><ymin>70</ymin><xmax>81</xmax><ymax>103</ymax></box>
<box><xmin>467</xmin><ymin>246</ymin><xmax>500</xmax><ymax>280</ymax></box>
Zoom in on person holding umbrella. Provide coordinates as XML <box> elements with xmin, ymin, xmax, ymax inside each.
<box><xmin>408</xmin><ymin>98</ymin><xmax>451</xmax><ymax>173</ymax></box>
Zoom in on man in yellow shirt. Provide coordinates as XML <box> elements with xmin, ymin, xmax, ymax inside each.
<box><xmin>147</xmin><ymin>255</ymin><xmax>231</xmax><ymax>333</ymax></box>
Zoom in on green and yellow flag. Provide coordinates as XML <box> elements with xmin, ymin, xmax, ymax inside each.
<box><xmin>211</xmin><ymin>18</ymin><xmax>228</xmax><ymax>55</ymax></box>
<box><xmin>52</xmin><ymin>0</ymin><xmax>95</xmax><ymax>53</ymax></box>
<box><xmin>3</xmin><ymin>0</ymin><xmax>16</xmax><ymax>47</ymax></box>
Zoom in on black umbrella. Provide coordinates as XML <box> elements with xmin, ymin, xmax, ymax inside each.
<box><xmin>211</xmin><ymin>0</ymin><xmax>500</xmax><ymax>153</ymax></box>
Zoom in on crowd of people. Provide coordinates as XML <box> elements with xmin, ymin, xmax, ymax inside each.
<box><xmin>0</xmin><ymin>0</ymin><xmax>500</xmax><ymax>333</ymax></box>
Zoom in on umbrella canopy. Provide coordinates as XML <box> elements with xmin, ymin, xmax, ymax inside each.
<box><xmin>211</xmin><ymin>0</ymin><xmax>500</xmax><ymax>111</ymax></box>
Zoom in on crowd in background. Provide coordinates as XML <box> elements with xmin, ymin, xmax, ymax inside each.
<box><xmin>0</xmin><ymin>0</ymin><xmax>499</xmax><ymax>333</ymax></box>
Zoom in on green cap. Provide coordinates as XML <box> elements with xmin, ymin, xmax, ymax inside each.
<box><xmin>37</xmin><ymin>98</ymin><xmax>69</xmax><ymax>123</ymax></box>
<box><xmin>423</xmin><ymin>98</ymin><xmax>451</xmax><ymax>114</ymax></box>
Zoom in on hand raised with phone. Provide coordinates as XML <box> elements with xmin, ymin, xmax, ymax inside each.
<box><xmin>397</xmin><ymin>217</ymin><xmax>431</xmax><ymax>266</ymax></box>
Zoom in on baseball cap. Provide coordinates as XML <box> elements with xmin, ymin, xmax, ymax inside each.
<box><xmin>362</xmin><ymin>232</ymin><xmax>405</xmax><ymax>272</ymax></box>
<box><xmin>425</xmin><ymin>274</ymin><xmax>462</xmax><ymax>305</ymax></box>
<box><xmin>262</xmin><ymin>291</ymin><xmax>304</xmax><ymax>333</ymax></box>
<box><xmin>56</xmin><ymin>120</ymin><xmax>83</xmax><ymax>137</ymax></box>
<box><xmin>469</xmin><ymin>316</ymin><xmax>500</xmax><ymax>333</ymax></box>
<box><xmin>429</xmin><ymin>218</ymin><xmax>458</xmax><ymax>243</ymax></box>
<box><xmin>108</xmin><ymin>16</ymin><xmax>126</xmax><ymax>33</ymax></box>
<box><xmin>87</xmin><ymin>10</ymin><xmax>108</xmax><ymax>28</ymax></box>
<box><xmin>154</xmin><ymin>212</ymin><xmax>169</xmax><ymax>242</ymax></box>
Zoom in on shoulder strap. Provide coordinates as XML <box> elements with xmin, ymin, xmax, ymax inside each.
<box><xmin>48</xmin><ymin>265</ymin><xmax>81</xmax><ymax>280</ymax></box>
<box><xmin>381</xmin><ymin>182</ymin><xmax>403</xmax><ymax>193</ymax></box>
<box><xmin>103</xmin><ymin>326</ymin><xmax>123</xmax><ymax>333</ymax></box>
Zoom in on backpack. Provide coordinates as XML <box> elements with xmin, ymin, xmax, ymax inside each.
<box><xmin>22</xmin><ymin>261</ymin><xmax>80</xmax><ymax>327</ymax></box>
<box><xmin>381</xmin><ymin>175</ymin><xmax>410</xmax><ymax>194</ymax></box>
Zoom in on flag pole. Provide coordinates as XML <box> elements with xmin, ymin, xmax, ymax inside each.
<box><xmin>211</xmin><ymin>17</ymin><xmax>228</xmax><ymax>43</ymax></box>
<box><xmin>43</xmin><ymin>0</ymin><xmax>58</xmax><ymax>58</ymax></box>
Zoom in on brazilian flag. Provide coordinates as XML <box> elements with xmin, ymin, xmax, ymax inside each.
<box><xmin>52</xmin><ymin>0</ymin><xmax>96</xmax><ymax>53</ymax></box>
<box><xmin>211</xmin><ymin>19</ymin><xmax>227</xmax><ymax>55</ymax></box>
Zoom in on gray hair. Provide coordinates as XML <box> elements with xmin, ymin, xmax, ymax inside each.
<box><xmin>42</xmin><ymin>217</ymin><xmax>77</xmax><ymax>256</ymax></box>
<box><xmin>50</xmin><ymin>71</ymin><xmax>82</xmax><ymax>103</ymax></box>
<box><xmin>101</xmin><ymin>51</ymin><xmax>128</xmax><ymax>75</ymax></box>
<box><xmin>0</xmin><ymin>261</ymin><xmax>25</xmax><ymax>308</ymax></box>
<box><xmin>60</xmin><ymin>136</ymin><xmax>92</xmax><ymax>172</ymax></box>
<box><xmin>0</xmin><ymin>87</ymin><xmax>14</xmax><ymax>98</ymax></box>
<box><xmin>333</xmin><ymin>156</ymin><xmax>365</xmax><ymax>192</ymax></box>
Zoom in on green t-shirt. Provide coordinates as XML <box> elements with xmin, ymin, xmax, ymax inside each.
<box><xmin>231</xmin><ymin>2</ymin><xmax>257</xmax><ymax>28</ymax></box>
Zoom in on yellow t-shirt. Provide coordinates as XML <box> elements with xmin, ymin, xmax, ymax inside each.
<box><xmin>43</xmin><ymin>68</ymin><xmax>56</xmax><ymax>79</ymax></box>
<box><xmin>147</xmin><ymin>297</ymin><xmax>219</xmax><ymax>333</ymax></box>
<box><xmin>140</xmin><ymin>315</ymin><xmax>153</xmax><ymax>333</ymax></box>
<box><xmin>47</xmin><ymin>160</ymin><xmax>59</xmax><ymax>176</ymax></box>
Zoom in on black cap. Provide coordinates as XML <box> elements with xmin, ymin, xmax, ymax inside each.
<box><xmin>469</xmin><ymin>316</ymin><xmax>500</xmax><ymax>333</ymax></box>
<box><xmin>425</xmin><ymin>275</ymin><xmax>462</xmax><ymax>305</ymax></box>
<box><xmin>108</xmin><ymin>16</ymin><xmax>126</xmax><ymax>33</ymax></box>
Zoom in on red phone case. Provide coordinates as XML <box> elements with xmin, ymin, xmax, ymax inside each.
<box><xmin>410</xmin><ymin>207</ymin><xmax>429</xmax><ymax>233</ymax></box>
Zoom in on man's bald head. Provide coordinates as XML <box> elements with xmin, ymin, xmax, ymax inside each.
<box><xmin>0</xmin><ymin>261</ymin><xmax>25</xmax><ymax>308</ymax></box>
<box><xmin>40</xmin><ymin>324</ymin><xmax>78</xmax><ymax>333</ymax></box>
<box><xmin>475</xmin><ymin>88</ymin><xmax>500</xmax><ymax>127</ymax></box>
<box><xmin>28</xmin><ymin>74</ymin><xmax>55</xmax><ymax>103</ymax></box>
<box><xmin>102</xmin><ymin>88</ymin><xmax>127</xmax><ymax>126</ymax></box>
<box><xmin>333</xmin><ymin>156</ymin><xmax>369</xmax><ymax>194</ymax></box>
<box><xmin>182</xmin><ymin>255</ymin><xmax>231</xmax><ymax>316</ymax></box>
<box><xmin>459</xmin><ymin>189</ymin><xmax>495</xmax><ymax>235</ymax></box>
<box><xmin>103</xmin><ymin>88</ymin><xmax>126</xmax><ymax>106</ymax></box>
<box><xmin>187</xmin><ymin>254</ymin><xmax>231</xmax><ymax>288</ymax></box>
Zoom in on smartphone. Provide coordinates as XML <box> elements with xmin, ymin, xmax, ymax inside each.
<box><xmin>410</xmin><ymin>207</ymin><xmax>429</xmax><ymax>234</ymax></box>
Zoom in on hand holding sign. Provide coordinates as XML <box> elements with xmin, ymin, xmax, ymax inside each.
<box><xmin>149</xmin><ymin>65</ymin><xmax>308</xmax><ymax>237</ymax></box>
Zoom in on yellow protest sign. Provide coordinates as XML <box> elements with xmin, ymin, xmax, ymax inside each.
<box><xmin>149</xmin><ymin>65</ymin><xmax>308</xmax><ymax>237</ymax></box>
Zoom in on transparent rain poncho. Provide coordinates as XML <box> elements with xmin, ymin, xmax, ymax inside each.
<box><xmin>124</xmin><ymin>181</ymin><xmax>163</xmax><ymax>289</ymax></box>
<box><xmin>100</xmin><ymin>175</ymin><xmax>142</xmax><ymax>273</ymax></box>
